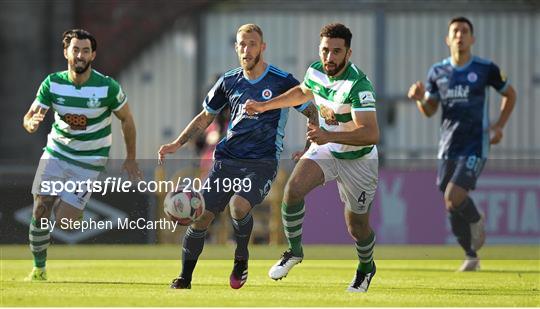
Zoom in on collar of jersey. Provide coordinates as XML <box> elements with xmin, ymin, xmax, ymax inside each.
<box><xmin>65</xmin><ymin>69</ymin><xmax>95</xmax><ymax>89</ymax></box>
<box><xmin>448</xmin><ymin>56</ymin><xmax>474</xmax><ymax>71</ymax></box>
<box><xmin>244</xmin><ymin>63</ymin><xmax>271</xmax><ymax>84</ymax></box>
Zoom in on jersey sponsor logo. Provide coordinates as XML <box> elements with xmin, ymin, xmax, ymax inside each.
<box><xmin>64</xmin><ymin>113</ymin><xmax>88</xmax><ymax>130</ymax></box>
<box><xmin>261</xmin><ymin>89</ymin><xmax>273</xmax><ymax>100</ymax></box>
<box><xmin>359</xmin><ymin>91</ymin><xmax>375</xmax><ymax>104</ymax></box>
<box><xmin>87</xmin><ymin>94</ymin><xmax>101</xmax><ymax>108</ymax></box>
<box><xmin>319</xmin><ymin>104</ymin><xmax>338</xmax><ymax>126</ymax></box>
<box><xmin>441</xmin><ymin>85</ymin><xmax>469</xmax><ymax>100</ymax></box>
<box><xmin>467</xmin><ymin>72</ymin><xmax>478</xmax><ymax>83</ymax></box>
<box><xmin>241</xmin><ymin>104</ymin><xmax>259</xmax><ymax>120</ymax></box>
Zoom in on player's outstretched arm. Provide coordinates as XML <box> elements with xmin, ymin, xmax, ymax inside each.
<box><xmin>158</xmin><ymin>110</ymin><xmax>216</xmax><ymax>164</ymax></box>
<box><xmin>23</xmin><ymin>105</ymin><xmax>48</xmax><ymax>133</ymax></box>
<box><xmin>245</xmin><ymin>84</ymin><xmax>314</xmax><ymax>115</ymax></box>
<box><xmin>490</xmin><ymin>85</ymin><xmax>516</xmax><ymax>144</ymax></box>
<box><xmin>292</xmin><ymin>103</ymin><xmax>319</xmax><ymax>160</ymax></box>
<box><xmin>407</xmin><ymin>81</ymin><xmax>438</xmax><ymax>117</ymax></box>
<box><xmin>308</xmin><ymin>111</ymin><xmax>379</xmax><ymax>146</ymax></box>
<box><xmin>114</xmin><ymin>103</ymin><xmax>143</xmax><ymax>180</ymax></box>
<box><xmin>300</xmin><ymin>103</ymin><xmax>319</xmax><ymax>127</ymax></box>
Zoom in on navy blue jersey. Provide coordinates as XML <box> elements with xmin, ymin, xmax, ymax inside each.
<box><xmin>203</xmin><ymin>64</ymin><xmax>310</xmax><ymax>160</ymax></box>
<box><xmin>425</xmin><ymin>56</ymin><xmax>509</xmax><ymax>159</ymax></box>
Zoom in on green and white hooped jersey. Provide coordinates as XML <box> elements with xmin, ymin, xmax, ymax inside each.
<box><xmin>33</xmin><ymin>70</ymin><xmax>127</xmax><ymax>171</ymax></box>
<box><xmin>303</xmin><ymin>61</ymin><xmax>377</xmax><ymax>160</ymax></box>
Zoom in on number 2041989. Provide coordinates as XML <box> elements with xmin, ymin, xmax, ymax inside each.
<box><xmin>178</xmin><ymin>177</ymin><xmax>252</xmax><ymax>193</ymax></box>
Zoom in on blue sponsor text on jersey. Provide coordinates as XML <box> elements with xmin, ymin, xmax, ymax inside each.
<box><xmin>426</xmin><ymin>56</ymin><xmax>508</xmax><ymax>159</ymax></box>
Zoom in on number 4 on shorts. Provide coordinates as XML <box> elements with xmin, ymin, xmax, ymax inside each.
<box><xmin>357</xmin><ymin>191</ymin><xmax>366</xmax><ymax>204</ymax></box>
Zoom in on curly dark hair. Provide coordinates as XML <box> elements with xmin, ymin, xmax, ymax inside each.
<box><xmin>62</xmin><ymin>29</ymin><xmax>97</xmax><ymax>51</ymax></box>
<box><xmin>320</xmin><ymin>23</ymin><xmax>352</xmax><ymax>48</ymax></box>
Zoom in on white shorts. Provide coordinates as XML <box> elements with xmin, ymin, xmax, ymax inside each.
<box><xmin>31</xmin><ymin>151</ymin><xmax>101</xmax><ymax>210</ymax></box>
<box><xmin>303</xmin><ymin>144</ymin><xmax>378</xmax><ymax>214</ymax></box>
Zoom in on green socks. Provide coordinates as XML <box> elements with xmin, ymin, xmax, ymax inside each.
<box><xmin>29</xmin><ymin>217</ymin><xmax>50</xmax><ymax>268</ymax></box>
<box><xmin>356</xmin><ymin>230</ymin><xmax>376</xmax><ymax>274</ymax></box>
<box><xmin>282</xmin><ymin>201</ymin><xmax>305</xmax><ymax>257</ymax></box>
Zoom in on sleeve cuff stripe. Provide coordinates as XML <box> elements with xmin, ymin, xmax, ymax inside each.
<box><xmin>112</xmin><ymin>99</ymin><xmax>128</xmax><ymax>112</ymax></box>
<box><xmin>32</xmin><ymin>100</ymin><xmax>50</xmax><ymax>110</ymax></box>
<box><xmin>352</xmin><ymin>107</ymin><xmax>376</xmax><ymax>112</ymax></box>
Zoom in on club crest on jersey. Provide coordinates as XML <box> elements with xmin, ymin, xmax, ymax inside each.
<box><xmin>319</xmin><ymin>105</ymin><xmax>338</xmax><ymax>126</ymax></box>
<box><xmin>87</xmin><ymin>94</ymin><xmax>101</xmax><ymax>108</ymax></box>
<box><xmin>467</xmin><ymin>72</ymin><xmax>478</xmax><ymax>83</ymax></box>
<box><xmin>261</xmin><ymin>89</ymin><xmax>273</xmax><ymax>100</ymax></box>
<box><xmin>116</xmin><ymin>88</ymin><xmax>126</xmax><ymax>103</ymax></box>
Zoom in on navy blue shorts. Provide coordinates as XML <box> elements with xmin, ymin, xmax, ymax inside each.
<box><xmin>202</xmin><ymin>159</ymin><xmax>278</xmax><ymax>214</ymax></box>
<box><xmin>437</xmin><ymin>156</ymin><xmax>486</xmax><ymax>192</ymax></box>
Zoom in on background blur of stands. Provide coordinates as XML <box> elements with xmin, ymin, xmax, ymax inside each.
<box><xmin>1</xmin><ymin>0</ymin><xmax>538</xmax><ymax>246</ymax></box>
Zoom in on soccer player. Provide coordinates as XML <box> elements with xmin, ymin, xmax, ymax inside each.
<box><xmin>23</xmin><ymin>29</ymin><xmax>141</xmax><ymax>281</ymax></box>
<box><xmin>246</xmin><ymin>23</ymin><xmax>380</xmax><ymax>292</ymax></box>
<box><xmin>407</xmin><ymin>17</ymin><xmax>516</xmax><ymax>271</ymax></box>
<box><xmin>158</xmin><ymin>24</ymin><xmax>317</xmax><ymax>290</ymax></box>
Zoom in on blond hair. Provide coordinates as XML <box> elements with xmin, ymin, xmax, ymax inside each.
<box><xmin>237</xmin><ymin>24</ymin><xmax>263</xmax><ymax>41</ymax></box>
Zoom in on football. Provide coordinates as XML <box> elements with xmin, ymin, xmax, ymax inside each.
<box><xmin>163</xmin><ymin>187</ymin><xmax>205</xmax><ymax>226</ymax></box>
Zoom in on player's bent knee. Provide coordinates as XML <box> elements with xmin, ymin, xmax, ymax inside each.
<box><xmin>444</xmin><ymin>195</ymin><xmax>466</xmax><ymax>212</ymax></box>
<box><xmin>33</xmin><ymin>195</ymin><xmax>56</xmax><ymax>221</ymax></box>
<box><xmin>444</xmin><ymin>184</ymin><xmax>468</xmax><ymax>212</ymax></box>
<box><xmin>229</xmin><ymin>206</ymin><xmax>250</xmax><ymax>220</ymax></box>
<box><xmin>54</xmin><ymin>201</ymin><xmax>82</xmax><ymax>221</ymax></box>
<box><xmin>229</xmin><ymin>195</ymin><xmax>252</xmax><ymax>219</ymax></box>
<box><xmin>283</xmin><ymin>182</ymin><xmax>307</xmax><ymax>205</ymax></box>
<box><xmin>191</xmin><ymin>210</ymin><xmax>215</xmax><ymax>229</ymax></box>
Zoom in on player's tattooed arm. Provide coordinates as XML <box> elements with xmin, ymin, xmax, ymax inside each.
<box><xmin>175</xmin><ymin>110</ymin><xmax>216</xmax><ymax>146</ymax></box>
<box><xmin>245</xmin><ymin>84</ymin><xmax>314</xmax><ymax>115</ymax></box>
<box><xmin>32</xmin><ymin>196</ymin><xmax>56</xmax><ymax>223</ymax></box>
<box><xmin>300</xmin><ymin>103</ymin><xmax>319</xmax><ymax>127</ymax></box>
<box><xmin>299</xmin><ymin>103</ymin><xmax>319</xmax><ymax>151</ymax></box>
<box><xmin>158</xmin><ymin>110</ymin><xmax>216</xmax><ymax>163</ymax></box>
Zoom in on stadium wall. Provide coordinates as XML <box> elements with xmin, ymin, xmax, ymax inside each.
<box><xmin>384</xmin><ymin>12</ymin><xmax>540</xmax><ymax>159</ymax></box>
<box><xmin>110</xmin><ymin>26</ymin><xmax>198</xmax><ymax>160</ymax></box>
<box><xmin>197</xmin><ymin>5</ymin><xmax>539</xmax><ymax>159</ymax></box>
<box><xmin>105</xmin><ymin>2</ymin><xmax>539</xmax><ymax>161</ymax></box>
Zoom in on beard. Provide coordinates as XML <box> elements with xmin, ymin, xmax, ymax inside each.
<box><xmin>323</xmin><ymin>58</ymin><xmax>347</xmax><ymax>77</ymax></box>
<box><xmin>240</xmin><ymin>52</ymin><xmax>261</xmax><ymax>71</ymax></box>
<box><xmin>72</xmin><ymin>59</ymin><xmax>91</xmax><ymax>74</ymax></box>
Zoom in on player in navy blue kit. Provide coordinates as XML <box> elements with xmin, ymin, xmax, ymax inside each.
<box><xmin>408</xmin><ymin>17</ymin><xmax>516</xmax><ymax>271</ymax></box>
<box><xmin>158</xmin><ymin>24</ymin><xmax>317</xmax><ymax>289</ymax></box>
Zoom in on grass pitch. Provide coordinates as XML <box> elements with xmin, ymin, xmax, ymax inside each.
<box><xmin>1</xmin><ymin>245</ymin><xmax>539</xmax><ymax>307</ymax></box>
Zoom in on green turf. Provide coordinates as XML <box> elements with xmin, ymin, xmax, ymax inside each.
<box><xmin>1</xmin><ymin>246</ymin><xmax>539</xmax><ymax>307</ymax></box>
<box><xmin>2</xmin><ymin>244</ymin><xmax>539</xmax><ymax>260</ymax></box>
